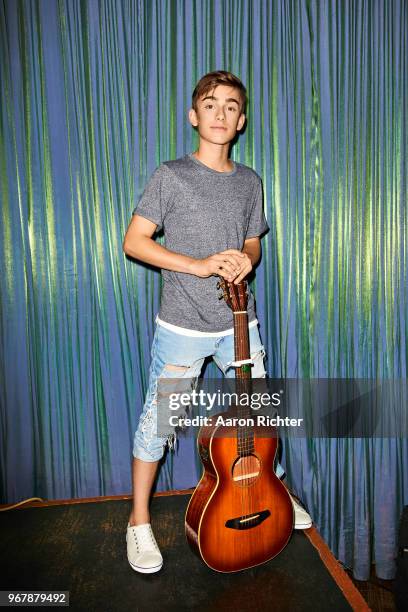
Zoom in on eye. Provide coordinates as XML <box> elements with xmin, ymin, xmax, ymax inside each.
<box><xmin>204</xmin><ymin>104</ymin><xmax>214</xmax><ymax>109</ymax></box>
<box><xmin>227</xmin><ymin>106</ymin><xmax>237</xmax><ymax>112</ymax></box>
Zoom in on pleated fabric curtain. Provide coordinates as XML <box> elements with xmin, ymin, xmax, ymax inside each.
<box><xmin>1</xmin><ymin>0</ymin><xmax>407</xmax><ymax>580</ymax></box>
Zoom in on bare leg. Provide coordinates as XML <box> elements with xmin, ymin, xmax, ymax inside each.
<box><xmin>128</xmin><ymin>458</ymin><xmax>159</xmax><ymax>526</ymax></box>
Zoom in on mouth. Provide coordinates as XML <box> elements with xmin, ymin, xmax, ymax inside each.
<box><xmin>211</xmin><ymin>126</ymin><xmax>227</xmax><ymax>131</ymax></box>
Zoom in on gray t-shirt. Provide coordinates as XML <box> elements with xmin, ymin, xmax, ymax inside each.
<box><xmin>132</xmin><ymin>153</ymin><xmax>269</xmax><ymax>332</ymax></box>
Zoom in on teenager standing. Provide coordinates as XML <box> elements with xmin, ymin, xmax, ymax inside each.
<box><xmin>123</xmin><ymin>71</ymin><xmax>312</xmax><ymax>574</ymax></box>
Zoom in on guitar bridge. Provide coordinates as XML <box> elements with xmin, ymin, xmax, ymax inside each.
<box><xmin>225</xmin><ymin>509</ymin><xmax>271</xmax><ymax>530</ymax></box>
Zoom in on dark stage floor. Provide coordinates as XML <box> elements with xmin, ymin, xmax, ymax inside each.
<box><xmin>0</xmin><ymin>493</ymin><xmax>368</xmax><ymax>611</ymax></box>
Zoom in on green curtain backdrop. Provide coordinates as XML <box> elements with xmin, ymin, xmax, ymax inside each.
<box><xmin>1</xmin><ymin>0</ymin><xmax>407</xmax><ymax>580</ymax></box>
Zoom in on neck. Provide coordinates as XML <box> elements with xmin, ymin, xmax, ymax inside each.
<box><xmin>193</xmin><ymin>141</ymin><xmax>233</xmax><ymax>172</ymax></box>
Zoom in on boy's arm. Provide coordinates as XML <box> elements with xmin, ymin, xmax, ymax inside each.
<box><xmin>123</xmin><ymin>214</ymin><xmax>246</xmax><ymax>282</ymax></box>
<box><xmin>232</xmin><ymin>237</ymin><xmax>261</xmax><ymax>284</ymax></box>
<box><xmin>242</xmin><ymin>237</ymin><xmax>261</xmax><ymax>266</ymax></box>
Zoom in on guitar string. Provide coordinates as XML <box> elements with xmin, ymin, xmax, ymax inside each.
<box><xmin>239</xmin><ymin>315</ymin><xmax>249</xmax><ymax>524</ymax></box>
<box><xmin>234</xmin><ymin>302</ymin><xmax>245</xmax><ymax>522</ymax></box>
<box><xmin>240</xmin><ymin>314</ymin><xmax>249</xmax><ymax>523</ymax></box>
<box><xmin>243</xmin><ymin>315</ymin><xmax>253</xmax><ymax>524</ymax></box>
<box><xmin>236</xmin><ymin>315</ymin><xmax>243</xmax><ymax>522</ymax></box>
<box><xmin>240</xmin><ymin>315</ymin><xmax>249</xmax><ymax>523</ymax></box>
<box><xmin>231</xmin><ymin>284</ymin><xmax>253</xmax><ymax>524</ymax></box>
<box><xmin>236</xmin><ymin>313</ymin><xmax>243</xmax><ymax>522</ymax></box>
<box><xmin>237</xmin><ymin>312</ymin><xmax>251</xmax><ymax>523</ymax></box>
<box><xmin>236</xmin><ymin>312</ymin><xmax>245</xmax><ymax>523</ymax></box>
<box><xmin>242</xmin><ymin>312</ymin><xmax>251</xmax><ymax>523</ymax></box>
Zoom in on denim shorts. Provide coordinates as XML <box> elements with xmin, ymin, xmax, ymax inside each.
<box><xmin>132</xmin><ymin>322</ymin><xmax>285</xmax><ymax>478</ymax></box>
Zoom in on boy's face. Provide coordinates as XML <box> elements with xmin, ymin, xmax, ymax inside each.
<box><xmin>189</xmin><ymin>84</ymin><xmax>246</xmax><ymax>145</ymax></box>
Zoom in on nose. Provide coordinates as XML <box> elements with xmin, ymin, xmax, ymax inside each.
<box><xmin>216</xmin><ymin>108</ymin><xmax>225</xmax><ymax>121</ymax></box>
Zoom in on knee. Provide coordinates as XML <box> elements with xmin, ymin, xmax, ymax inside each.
<box><xmin>160</xmin><ymin>359</ymin><xmax>203</xmax><ymax>379</ymax></box>
<box><xmin>163</xmin><ymin>363</ymin><xmax>190</xmax><ymax>373</ymax></box>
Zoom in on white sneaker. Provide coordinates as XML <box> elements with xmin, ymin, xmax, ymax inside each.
<box><xmin>290</xmin><ymin>496</ymin><xmax>312</xmax><ymax>529</ymax></box>
<box><xmin>126</xmin><ymin>523</ymin><xmax>163</xmax><ymax>574</ymax></box>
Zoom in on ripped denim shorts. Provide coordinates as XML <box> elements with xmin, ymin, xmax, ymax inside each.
<box><xmin>132</xmin><ymin>321</ymin><xmax>285</xmax><ymax>478</ymax></box>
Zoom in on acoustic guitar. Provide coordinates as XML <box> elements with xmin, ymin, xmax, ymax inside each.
<box><xmin>185</xmin><ymin>279</ymin><xmax>294</xmax><ymax>572</ymax></box>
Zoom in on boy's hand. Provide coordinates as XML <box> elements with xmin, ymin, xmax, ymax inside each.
<box><xmin>231</xmin><ymin>252</ymin><xmax>252</xmax><ymax>284</ymax></box>
<box><xmin>190</xmin><ymin>249</ymin><xmax>252</xmax><ymax>283</ymax></box>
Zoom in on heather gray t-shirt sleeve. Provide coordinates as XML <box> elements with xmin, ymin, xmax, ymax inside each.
<box><xmin>132</xmin><ymin>165</ymin><xmax>172</xmax><ymax>231</ymax></box>
<box><xmin>246</xmin><ymin>180</ymin><xmax>269</xmax><ymax>238</ymax></box>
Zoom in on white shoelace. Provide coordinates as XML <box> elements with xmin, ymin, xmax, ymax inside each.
<box><xmin>132</xmin><ymin>525</ymin><xmax>158</xmax><ymax>552</ymax></box>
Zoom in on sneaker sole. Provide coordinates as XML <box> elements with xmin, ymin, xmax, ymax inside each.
<box><xmin>127</xmin><ymin>557</ymin><xmax>163</xmax><ymax>574</ymax></box>
<box><xmin>294</xmin><ymin>521</ymin><xmax>312</xmax><ymax>530</ymax></box>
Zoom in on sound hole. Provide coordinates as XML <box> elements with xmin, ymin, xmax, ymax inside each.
<box><xmin>231</xmin><ymin>455</ymin><xmax>261</xmax><ymax>487</ymax></box>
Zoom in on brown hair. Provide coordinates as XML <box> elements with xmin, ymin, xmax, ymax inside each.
<box><xmin>192</xmin><ymin>71</ymin><xmax>247</xmax><ymax>113</ymax></box>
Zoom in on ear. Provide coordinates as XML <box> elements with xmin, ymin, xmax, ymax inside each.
<box><xmin>237</xmin><ymin>113</ymin><xmax>246</xmax><ymax>131</ymax></box>
<box><xmin>188</xmin><ymin>108</ymin><xmax>198</xmax><ymax>127</ymax></box>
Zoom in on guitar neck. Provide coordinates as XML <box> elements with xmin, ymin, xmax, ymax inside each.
<box><xmin>233</xmin><ymin>310</ymin><xmax>255</xmax><ymax>456</ymax></box>
<box><xmin>233</xmin><ymin>311</ymin><xmax>251</xmax><ymax>380</ymax></box>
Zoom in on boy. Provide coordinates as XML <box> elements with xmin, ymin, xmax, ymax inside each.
<box><xmin>123</xmin><ymin>71</ymin><xmax>311</xmax><ymax>574</ymax></box>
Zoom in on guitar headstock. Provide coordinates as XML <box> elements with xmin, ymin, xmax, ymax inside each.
<box><xmin>217</xmin><ymin>277</ymin><xmax>248</xmax><ymax>312</ymax></box>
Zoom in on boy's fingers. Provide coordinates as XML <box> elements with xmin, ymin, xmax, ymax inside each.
<box><xmin>218</xmin><ymin>250</ymin><xmax>245</xmax><ymax>265</ymax></box>
<box><xmin>233</xmin><ymin>264</ymin><xmax>252</xmax><ymax>284</ymax></box>
<box><xmin>214</xmin><ymin>266</ymin><xmax>235</xmax><ymax>281</ymax></box>
<box><xmin>218</xmin><ymin>260</ymin><xmax>236</xmax><ymax>274</ymax></box>
<box><xmin>218</xmin><ymin>269</ymin><xmax>237</xmax><ymax>282</ymax></box>
<box><xmin>223</xmin><ymin>255</ymin><xmax>244</xmax><ymax>268</ymax></box>
<box><xmin>213</xmin><ymin>255</ymin><xmax>241</xmax><ymax>271</ymax></box>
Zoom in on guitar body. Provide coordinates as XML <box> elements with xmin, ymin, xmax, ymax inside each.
<box><xmin>185</xmin><ymin>279</ymin><xmax>294</xmax><ymax>572</ymax></box>
<box><xmin>185</xmin><ymin>416</ymin><xmax>294</xmax><ymax>573</ymax></box>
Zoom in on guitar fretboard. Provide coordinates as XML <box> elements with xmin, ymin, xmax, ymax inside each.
<box><xmin>233</xmin><ymin>312</ymin><xmax>255</xmax><ymax>457</ymax></box>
